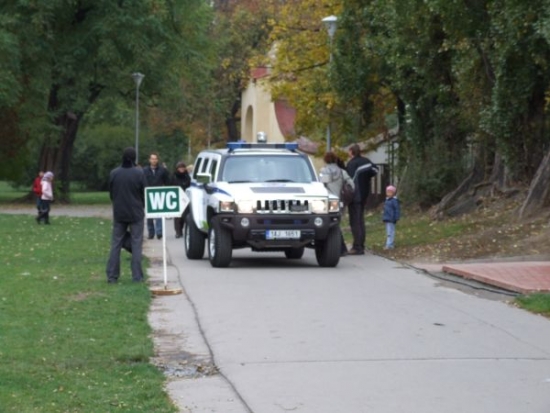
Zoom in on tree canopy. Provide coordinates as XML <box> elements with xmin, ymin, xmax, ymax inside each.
<box><xmin>0</xmin><ymin>0</ymin><xmax>214</xmax><ymax>199</ymax></box>
<box><xmin>2</xmin><ymin>0</ymin><xmax>550</xmax><ymax>217</ymax></box>
<box><xmin>259</xmin><ymin>0</ymin><xmax>550</xmax><ymax>215</ymax></box>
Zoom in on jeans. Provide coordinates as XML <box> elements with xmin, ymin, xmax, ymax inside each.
<box><xmin>147</xmin><ymin>218</ymin><xmax>163</xmax><ymax>237</ymax></box>
<box><xmin>106</xmin><ymin>220</ymin><xmax>144</xmax><ymax>282</ymax></box>
<box><xmin>385</xmin><ymin>222</ymin><xmax>396</xmax><ymax>248</ymax></box>
<box><xmin>37</xmin><ymin>199</ymin><xmax>51</xmax><ymax>224</ymax></box>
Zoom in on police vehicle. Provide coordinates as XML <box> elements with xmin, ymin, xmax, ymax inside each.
<box><xmin>183</xmin><ymin>137</ymin><xmax>342</xmax><ymax>268</ymax></box>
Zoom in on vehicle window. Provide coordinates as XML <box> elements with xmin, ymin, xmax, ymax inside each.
<box><xmin>209</xmin><ymin>159</ymin><xmax>218</xmax><ymax>180</ymax></box>
<box><xmin>193</xmin><ymin>158</ymin><xmax>203</xmax><ymax>179</ymax></box>
<box><xmin>200</xmin><ymin>158</ymin><xmax>210</xmax><ymax>174</ymax></box>
<box><xmin>221</xmin><ymin>155</ymin><xmax>315</xmax><ymax>183</ymax></box>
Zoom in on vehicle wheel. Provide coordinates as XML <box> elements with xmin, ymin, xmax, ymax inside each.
<box><xmin>208</xmin><ymin>218</ymin><xmax>233</xmax><ymax>268</ymax></box>
<box><xmin>184</xmin><ymin>213</ymin><xmax>206</xmax><ymax>259</ymax></box>
<box><xmin>315</xmin><ymin>226</ymin><xmax>341</xmax><ymax>267</ymax></box>
<box><xmin>284</xmin><ymin>247</ymin><xmax>305</xmax><ymax>259</ymax></box>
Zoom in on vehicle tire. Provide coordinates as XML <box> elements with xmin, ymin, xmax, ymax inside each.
<box><xmin>284</xmin><ymin>247</ymin><xmax>305</xmax><ymax>259</ymax></box>
<box><xmin>315</xmin><ymin>226</ymin><xmax>341</xmax><ymax>267</ymax></box>
<box><xmin>184</xmin><ymin>213</ymin><xmax>206</xmax><ymax>259</ymax></box>
<box><xmin>208</xmin><ymin>218</ymin><xmax>233</xmax><ymax>268</ymax></box>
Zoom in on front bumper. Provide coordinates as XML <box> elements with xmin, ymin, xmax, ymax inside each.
<box><xmin>216</xmin><ymin>213</ymin><xmax>341</xmax><ymax>249</ymax></box>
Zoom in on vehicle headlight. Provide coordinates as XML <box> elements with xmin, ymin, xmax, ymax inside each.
<box><xmin>237</xmin><ymin>200</ymin><xmax>255</xmax><ymax>214</ymax></box>
<box><xmin>311</xmin><ymin>199</ymin><xmax>327</xmax><ymax>214</ymax></box>
<box><xmin>328</xmin><ymin>199</ymin><xmax>340</xmax><ymax>212</ymax></box>
<box><xmin>219</xmin><ymin>201</ymin><xmax>235</xmax><ymax>212</ymax></box>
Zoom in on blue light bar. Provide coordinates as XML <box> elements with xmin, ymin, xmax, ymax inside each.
<box><xmin>227</xmin><ymin>142</ymin><xmax>299</xmax><ymax>151</ymax></box>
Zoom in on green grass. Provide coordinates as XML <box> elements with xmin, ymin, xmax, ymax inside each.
<box><xmin>0</xmin><ymin>214</ymin><xmax>176</xmax><ymax>413</ymax></box>
<box><xmin>0</xmin><ymin>181</ymin><xmax>27</xmax><ymax>202</ymax></box>
<box><xmin>340</xmin><ymin>210</ymin><xmax>479</xmax><ymax>252</ymax></box>
<box><xmin>68</xmin><ymin>191</ymin><xmax>110</xmax><ymax>205</ymax></box>
<box><xmin>0</xmin><ymin>181</ymin><xmax>109</xmax><ymax>205</ymax></box>
<box><xmin>515</xmin><ymin>294</ymin><xmax>550</xmax><ymax>317</ymax></box>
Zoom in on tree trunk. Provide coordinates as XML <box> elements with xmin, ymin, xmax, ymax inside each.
<box><xmin>432</xmin><ymin>159</ymin><xmax>485</xmax><ymax>219</ymax></box>
<box><xmin>225</xmin><ymin>97</ymin><xmax>241</xmax><ymax>141</ymax></box>
<box><xmin>519</xmin><ymin>149</ymin><xmax>550</xmax><ymax>219</ymax></box>
<box><xmin>39</xmin><ymin>112</ymin><xmax>82</xmax><ymax>202</ymax></box>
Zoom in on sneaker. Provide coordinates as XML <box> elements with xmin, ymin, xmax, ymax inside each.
<box><xmin>347</xmin><ymin>249</ymin><xmax>364</xmax><ymax>255</ymax></box>
<box><xmin>157</xmin><ymin>234</ymin><xmax>162</xmax><ymax>240</ymax></box>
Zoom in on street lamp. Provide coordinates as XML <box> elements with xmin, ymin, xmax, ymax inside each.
<box><xmin>322</xmin><ymin>15</ymin><xmax>338</xmax><ymax>152</ymax></box>
<box><xmin>132</xmin><ymin>72</ymin><xmax>145</xmax><ymax>164</ymax></box>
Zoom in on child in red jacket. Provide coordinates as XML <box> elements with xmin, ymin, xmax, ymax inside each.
<box><xmin>32</xmin><ymin>171</ymin><xmax>44</xmax><ymax>211</ymax></box>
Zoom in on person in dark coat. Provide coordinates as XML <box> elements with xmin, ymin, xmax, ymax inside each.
<box><xmin>172</xmin><ymin>161</ymin><xmax>191</xmax><ymax>238</ymax></box>
<box><xmin>143</xmin><ymin>152</ymin><xmax>170</xmax><ymax>239</ymax></box>
<box><xmin>106</xmin><ymin>147</ymin><xmax>147</xmax><ymax>283</ymax></box>
<box><xmin>346</xmin><ymin>144</ymin><xmax>379</xmax><ymax>255</ymax></box>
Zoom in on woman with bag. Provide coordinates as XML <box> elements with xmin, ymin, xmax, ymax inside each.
<box><xmin>319</xmin><ymin>152</ymin><xmax>354</xmax><ymax>256</ymax></box>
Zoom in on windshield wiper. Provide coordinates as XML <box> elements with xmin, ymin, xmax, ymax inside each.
<box><xmin>265</xmin><ymin>179</ymin><xmax>295</xmax><ymax>182</ymax></box>
<box><xmin>227</xmin><ymin>180</ymin><xmax>252</xmax><ymax>183</ymax></box>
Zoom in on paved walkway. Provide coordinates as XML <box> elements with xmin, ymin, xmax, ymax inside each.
<box><xmin>2</xmin><ymin>205</ymin><xmax>549</xmax><ymax>294</ymax></box>
<box><xmin>412</xmin><ymin>259</ymin><xmax>550</xmax><ymax>294</ymax></box>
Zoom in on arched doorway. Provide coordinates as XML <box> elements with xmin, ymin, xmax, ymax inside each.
<box><xmin>243</xmin><ymin>105</ymin><xmax>254</xmax><ymax>142</ymax></box>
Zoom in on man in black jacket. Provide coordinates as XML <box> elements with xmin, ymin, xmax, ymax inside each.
<box><xmin>106</xmin><ymin>147</ymin><xmax>147</xmax><ymax>283</ymax></box>
<box><xmin>346</xmin><ymin>144</ymin><xmax>379</xmax><ymax>255</ymax></box>
<box><xmin>143</xmin><ymin>152</ymin><xmax>170</xmax><ymax>239</ymax></box>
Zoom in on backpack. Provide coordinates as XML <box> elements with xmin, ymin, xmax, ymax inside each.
<box><xmin>340</xmin><ymin>170</ymin><xmax>355</xmax><ymax>206</ymax></box>
<box><xmin>340</xmin><ymin>181</ymin><xmax>355</xmax><ymax>206</ymax></box>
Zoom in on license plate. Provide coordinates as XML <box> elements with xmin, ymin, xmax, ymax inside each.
<box><xmin>290</xmin><ymin>203</ymin><xmax>308</xmax><ymax>212</ymax></box>
<box><xmin>266</xmin><ymin>230</ymin><xmax>301</xmax><ymax>240</ymax></box>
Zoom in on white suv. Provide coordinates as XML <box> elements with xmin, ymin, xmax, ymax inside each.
<box><xmin>183</xmin><ymin>142</ymin><xmax>342</xmax><ymax>267</ymax></box>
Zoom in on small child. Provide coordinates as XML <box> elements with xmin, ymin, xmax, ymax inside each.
<box><xmin>382</xmin><ymin>185</ymin><xmax>400</xmax><ymax>249</ymax></box>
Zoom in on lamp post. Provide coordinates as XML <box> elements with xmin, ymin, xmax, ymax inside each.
<box><xmin>322</xmin><ymin>15</ymin><xmax>337</xmax><ymax>152</ymax></box>
<box><xmin>132</xmin><ymin>72</ymin><xmax>145</xmax><ymax>164</ymax></box>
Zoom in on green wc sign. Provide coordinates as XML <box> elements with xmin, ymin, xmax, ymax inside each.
<box><xmin>145</xmin><ymin>186</ymin><xmax>189</xmax><ymax>218</ymax></box>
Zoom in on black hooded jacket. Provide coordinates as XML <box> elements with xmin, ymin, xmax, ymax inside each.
<box><xmin>346</xmin><ymin>155</ymin><xmax>379</xmax><ymax>203</ymax></box>
<box><xmin>172</xmin><ymin>169</ymin><xmax>191</xmax><ymax>190</ymax></box>
<box><xmin>109</xmin><ymin>154</ymin><xmax>147</xmax><ymax>222</ymax></box>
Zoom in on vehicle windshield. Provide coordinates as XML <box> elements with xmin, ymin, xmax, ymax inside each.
<box><xmin>221</xmin><ymin>155</ymin><xmax>316</xmax><ymax>183</ymax></box>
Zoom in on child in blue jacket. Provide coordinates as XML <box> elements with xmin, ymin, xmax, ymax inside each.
<box><xmin>382</xmin><ymin>185</ymin><xmax>400</xmax><ymax>249</ymax></box>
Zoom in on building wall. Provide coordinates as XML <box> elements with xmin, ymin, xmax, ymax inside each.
<box><xmin>240</xmin><ymin>77</ymin><xmax>285</xmax><ymax>143</ymax></box>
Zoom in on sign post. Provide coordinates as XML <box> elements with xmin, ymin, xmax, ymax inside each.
<box><xmin>145</xmin><ymin>186</ymin><xmax>189</xmax><ymax>294</ymax></box>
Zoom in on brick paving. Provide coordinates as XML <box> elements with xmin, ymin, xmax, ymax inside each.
<box><xmin>411</xmin><ymin>261</ymin><xmax>550</xmax><ymax>294</ymax></box>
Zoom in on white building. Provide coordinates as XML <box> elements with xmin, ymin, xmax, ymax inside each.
<box><xmin>240</xmin><ymin>68</ymin><xmax>399</xmax><ymax>205</ymax></box>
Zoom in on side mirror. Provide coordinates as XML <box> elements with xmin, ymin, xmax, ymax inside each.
<box><xmin>196</xmin><ymin>172</ymin><xmax>212</xmax><ymax>184</ymax></box>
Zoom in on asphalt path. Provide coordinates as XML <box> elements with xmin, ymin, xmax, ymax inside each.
<box><xmin>4</xmin><ymin>206</ymin><xmax>550</xmax><ymax>412</ymax></box>
<box><xmin>149</xmin><ymin>223</ymin><xmax>550</xmax><ymax>413</ymax></box>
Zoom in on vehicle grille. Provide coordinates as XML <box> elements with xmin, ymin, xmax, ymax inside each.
<box><xmin>256</xmin><ymin>199</ymin><xmax>309</xmax><ymax>214</ymax></box>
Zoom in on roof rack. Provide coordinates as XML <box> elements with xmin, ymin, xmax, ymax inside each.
<box><xmin>227</xmin><ymin>142</ymin><xmax>299</xmax><ymax>152</ymax></box>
